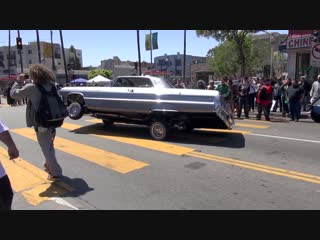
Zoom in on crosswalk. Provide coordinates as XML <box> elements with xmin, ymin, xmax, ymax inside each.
<box><xmin>3</xmin><ymin>116</ymin><xmax>319</xmax><ymax>208</ymax></box>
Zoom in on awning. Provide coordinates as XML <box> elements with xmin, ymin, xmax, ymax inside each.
<box><xmin>288</xmin><ymin>30</ymin><xmax>314</xmax><ymax>38</ymax></box>
<box><xmin>0</xmin><ymin>76</ymin><xmax>17</xmax><ymax>81</ymax></box>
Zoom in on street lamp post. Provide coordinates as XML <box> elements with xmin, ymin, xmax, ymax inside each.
<box><xmin>264</xmin><ymin>31</ymin><xmax>277</xmax><ymax>79</ymax></box>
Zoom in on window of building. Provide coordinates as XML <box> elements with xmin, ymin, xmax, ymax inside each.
<box><xmin>28</xmin><ymin>50</ymin><xmax>32</xmax><ymax>54</ymax></box>
<box><xmin>175</xmin><ymin>59</ymin><xmax>181</xmax><ymax>66</ymax></box>
<box><xmin>29</xmin><ymin>60</ymin><xmax>32</xmax><ymax>64</ymax></box>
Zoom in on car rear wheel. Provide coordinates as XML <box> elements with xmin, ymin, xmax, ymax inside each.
<box><xmin>68</xmin><ymin>102</ymin><xmax>84</xmax><ymax>120</ymax></box>
<box><xmin>150</xmin><ymin>121</ymin><xmax>170</xmax><ymax>141</ymax></box>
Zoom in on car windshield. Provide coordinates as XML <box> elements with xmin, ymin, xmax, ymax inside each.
<box><xmin>151</xmin><ymin>77</ymin><xmax>174</xmax><ymax>88</ymax></box>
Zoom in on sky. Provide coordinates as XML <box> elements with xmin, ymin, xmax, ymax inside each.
<box><xmin>0</xmin><ymin>30</ymin><xmax>288</xmax><ymax>67</ymax></box>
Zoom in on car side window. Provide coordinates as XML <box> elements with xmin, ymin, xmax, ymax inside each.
<box><xmin>132</xmin><ymin>78</ymin><xmax>154</xmax><ymax>88</ymax></box>
<box><xmin>114</xmin><ymin>77</ymin><xmax>154</xmax><ymax>88</ymax></box>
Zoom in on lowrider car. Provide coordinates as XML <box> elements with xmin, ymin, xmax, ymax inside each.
<box><xmin>59</xmin><ymin>75</ymin><xmax>234</xmax><ymax>140</ymax></box>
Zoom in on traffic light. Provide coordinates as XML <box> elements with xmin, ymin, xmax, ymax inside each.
<box><xmin>312</xmin><ymin>31</ymin><xmax>320</xmax><ymax>43</ymax></box>
<box><xmin>16</xmin><ymin>37</ymin><xmax>22</xmax><ymax>50</ymax></box>
<box><xmin>134</xmin><ymin>62</ymin><xmax>138</xmax><ymax>70</ymax></box>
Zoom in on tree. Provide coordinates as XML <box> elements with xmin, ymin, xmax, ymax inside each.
<box><xmin>273</xmin><ymin>52</ymin><xmax>287</xmax><ymax>79</ymax></box>
<box><xmin>196</xmin><ymin>30</ymin><xmax>260</xmax><ymax>77</ymax></box>
<box><xmin>207</xmin><ymin>40</ymin><xmax>240</xmax><ymax>78</ymax></box>
<box><xmin>88</xmin><ymin>68</ymin><xmax>112</xmax><ymax>79</ymax></box>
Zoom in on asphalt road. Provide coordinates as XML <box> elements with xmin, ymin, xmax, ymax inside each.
<box><xmin>1</xmin><ymin>102</ymin><xmax>320</xmax><ymax>210</ymax></box>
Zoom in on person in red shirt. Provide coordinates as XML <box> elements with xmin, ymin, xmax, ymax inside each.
<box><xmin>256</xmin><ymin>78</ymin><xmax>273</xmax><ymax>121</ymax></box>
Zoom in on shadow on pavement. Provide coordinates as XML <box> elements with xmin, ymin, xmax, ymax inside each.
<box><xmin>39</xmin><ymin>176</ymin><xmax>94</xmax><ymax>198</ymax></box>
<box><xmin>69</xmin><ymin>123</ymin><xmax>246</xmax><ymax>149</ymax></box>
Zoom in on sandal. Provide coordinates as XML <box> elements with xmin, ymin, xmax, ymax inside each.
<box><xmin>47</xmin><ymin>174</ymin><xmax>62</xmax><ymax>181</ymax></box>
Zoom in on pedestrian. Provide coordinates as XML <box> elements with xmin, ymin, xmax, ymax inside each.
<box><xmin>0</xmin><ymin>119</ymin><xmax>19</xmax><ymax>210</ymax></box>
<box><xmin>237</xmin><ymin>77</ymin><xmax>250</xmax><ymax>119</ymax></box>
<box><xmin>174</xmin><ymin>79</ymin><xmax>185</xmax><ymax>89</ymax></box>
<box><xmin>280</xmin><ymin>78</ymin><xmax>291</xmax><ymax>117</ymax></box>
<box><xmin>310</xmin><ymin>75</ymin><xmax>320</xmax><ymax>105</ymax></box>
<box><xmin>248</xmin><ymin>78</ymin><xmax>257</xmax><ymax>111</ymax></box>
<box><xmin>10</xmin><ymin>64</ymin><xmax>63</xmax><ymax>181</ymax></box>
<box><xmin>228</xmin><ymin>79</ymin><xmax>239</xmax><ymax>115</ymax></box>
<box><xmin>216</xmin><ymin>77</ymin><xmax>230</xmax><ymax>100</ymax></box>
<box><xmin>287</xmin><ymin>79</ymin><xmax>304</xmax><ymax>122</ymax></box>
<box><xmin>299</xmin><ymin>75</ymin><xmax>311</xmax><ymax>111</ymax></box>
<box><xmin>256</xmin><ymin>78</ymin><xmax>273</xmax><ymax>121</ymax></box>
<box><xmin>272</xmin><ymin>78</ymin><xmax>283</xmax><ymax>112</ymax></box>
<box><xmin>206</xmin><ymin>80</ymin><xmax>215</xmax><ymax>90</ymax></box>
<box><xmin>197</xmin><ymin>80</ymin><xmax>206</xmax><ymax>89</ymax></box>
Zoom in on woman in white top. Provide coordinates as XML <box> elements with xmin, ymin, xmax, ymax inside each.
<box><xmin>0</xmin><ymin>119</ymin><xmax>19</xmax><ymax>210</ymax></box>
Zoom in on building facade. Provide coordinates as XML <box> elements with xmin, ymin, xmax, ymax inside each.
<box><xmin>153</xmin><ymin>53</ymin><xmax>207</xmax><ymax>83</ymax></box>
<box><xmin>252</xmin><ymin>32</ymin><xmax>288</xmax><ymax>78</ymax></box>
<box><xmin>190</xmin><ymin>62</ymin><xmax>214</xmax><ymax>84</ymax></box>
<box><xmin>280</xmin><ymin>30</ymin><xmax>319</xmax><ymax>82</ymax></box>
<box><xmin>0</xmin><ymin>41</ymin><xmax>83</xmax><ymax>77</ymax></box>
<box><xmin>101</xmin><ymin>56</ymin><xmax>152</xmax><ymax>78</ymax></box>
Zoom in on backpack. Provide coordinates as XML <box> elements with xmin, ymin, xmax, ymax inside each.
<box><xmin>35</xmin><ymin>84</ymin><xmax>68</xmax><ymax>128</ymax></box>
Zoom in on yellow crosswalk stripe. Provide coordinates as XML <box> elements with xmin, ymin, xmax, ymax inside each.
<box><xmin>0</xmin><ymin>146</ymin><xmax>73</xmax><ymax>206</ymax></box>
<box><xmin>11</xmin><ymin>128</ymin><xmax>148</xmax><ymax>174</ymax></box>
<box><xmin>235</xmin><ymin>123</ymin><xmax>270</xmax><ymax>129</ymax></box>
<box><xmin>63</xmin><ymin>122</ymin><xmax>194</xmax><ymax>156</ymax></box>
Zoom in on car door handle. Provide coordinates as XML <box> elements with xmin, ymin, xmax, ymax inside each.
<box><xmin>128</xmin><ymin>89</ymin><xmax>134</xmax><ymax>92</ymax></box>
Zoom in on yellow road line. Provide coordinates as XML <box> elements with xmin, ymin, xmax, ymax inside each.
<box><xmin>195</xmin><ymin>128</ymin><xmax>251</xmax><ymax>135</ymax></box>
<box><xmin>63</xmin><ymin>122</ymin><xmax>194</xmax><ymax>156</ymax></box>
<box><xmin>12</xmin><ymin>128</ymin><xmax>148</xmax><ymax>174</ymax></box>
<box><xmin>86</xmin><ymin>119</ymin><xmax>103</xmax><ymax>123</ymax></box>
<box><xmin>235</xmin><ymin>123</ymin><xmax>270</xmax><ymax>129</ymax></box>
<box><xmin>0</xmin><ymin>146</ymin><xmax>73</xmax><ymax>206</ymax></box>
<box><xmin>72</xmin><ymin>121</ymin><xmax>320</xmax><ymax>185</ymax></box>
<box><xmin>86</xmin><ymin>118</ymin><xmax>252</xmax><ymax>134</ymax></box>
<box><xmin>188</xmin><ymin>151</ymin><xmax>320</xmax><ymax>185</ymax></box>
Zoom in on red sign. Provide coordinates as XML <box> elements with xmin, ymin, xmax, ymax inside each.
<box><xmin>310</xmin><ymin>43</ymin><xmax>320</xmax><ymax>67</ymax></box>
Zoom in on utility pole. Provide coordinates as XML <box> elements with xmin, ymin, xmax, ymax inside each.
<box><xmin>59</xmin><ymin>30</ymin><xmax>68</xmax><ymax>84</ymax></box>
<box><xmin>50</xmin><ymin>30</ymin><xmax>56</xmax><ymax>72</ymax></box>
<box><xmin>183</xmin><ymin>30</ymin><xmax>187</xmax><ymax>85</ymax></box>
<box><xmin>36</xmin><ymin>30</ymin><xmax>41</xmax><ymax>63</ymax></box>
<box><xmin>150</xmin><ymin>30</ymin><xmax>153</xmax><ymax>65</ymax></box>
<box><xmin>137</xmin><ymin>30</ymin><xmax>142</xmax><ymax>76</ymax></box>
<box><xmin>8</xmin><ymin>30</ymin><xmax>11</xmax><ymax>78</ymax></box>
<box><xmin>17</xmin><ymin>30</ymin><xmax>23</xmax><ymax>73</ymax></box>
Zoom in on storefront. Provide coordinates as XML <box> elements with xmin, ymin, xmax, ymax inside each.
<box><xmin>283</xmin><ymin>30</ymin><xmax>320</xmax><ymax>82</ymax></box>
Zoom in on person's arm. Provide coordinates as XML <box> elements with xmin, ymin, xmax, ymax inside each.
<box><xmin>10</xmin><ymin>81</ymin><xmax>34</xmax><ymax>100</ymax></box>
<box><xmin>0</xmin><ymin>131</ymin><xmax>19</xmax><ymax>160</ymax></box>
<box><xmin>310</xmin><ymin>83</ymin><xmax>314</xmax><ymax>98</ymax></box>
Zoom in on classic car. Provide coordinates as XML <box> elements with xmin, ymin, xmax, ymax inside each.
<box><xmin>59</xmin><ymin>75</ymin><xmax>234</xmax><ymax>140</ymax></box>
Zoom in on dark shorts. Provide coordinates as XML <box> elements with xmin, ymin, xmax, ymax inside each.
<box><xmin>0</xmin><ymin>175</ymin><xmax>14</xmax><ymax>210</ymax></box>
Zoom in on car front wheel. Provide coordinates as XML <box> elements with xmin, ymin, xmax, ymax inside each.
<box><xmin>150</xmin><ymin>121</ymin><xmax>170</xmax><ymax>141</ymax></box>
<box><xmin>68</xmin><ymin>102</ymin><xmax>84</xmax><ymax>120</ymax></box>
